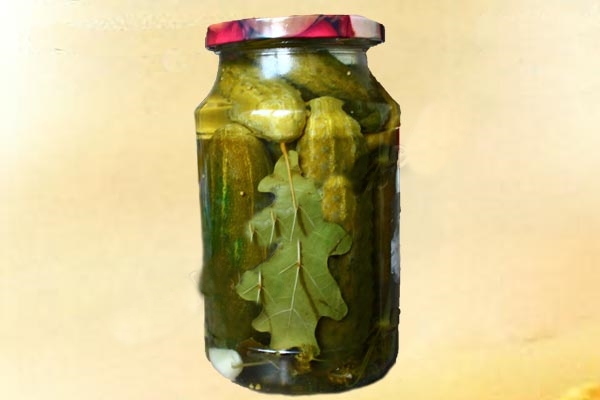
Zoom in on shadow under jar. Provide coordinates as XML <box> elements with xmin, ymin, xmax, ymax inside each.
<box><xmin>194</xmin><ymin>14</ymin><xmax>400</xmax><ymax>395</ymax></box>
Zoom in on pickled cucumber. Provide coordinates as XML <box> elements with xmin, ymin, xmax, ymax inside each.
<box><xmin>282</xmin><ymin>51</ymin><xmax>390</xmax><ymax>133</ymax></box>
<box><xmin>294</xmin><ymin>95</ymin><xmax>374</xmax><ymax>371</ymax></box>
<box><xmin>194</xmin><ymin>92</ymin><xmax>232</xmax><ymax>136</ymax></box>
<box><xmin>317</xmin><ymin>176</ymin><xmax>374</xmax><ymax>365</ymax></box>
<box><xmin>283</xmin><ymin>52</ymin><xmax>370</xmax><ymax>101</ymax></box>
<box><xmin>219</xmin><ymin>62</ymin><xmax>307</xmax><ymax>142</ymax></box>
<box><xmin>296</xmin><ymin>96</ymin><xmax>368</xmax><ymax>185</ymax></box>
<box><xmin>199</xmin><ymin>123</ymin><xmax>273</xmax><ymax>349</ymax></box>
<box><xmin>366</xmin><ymin>81</ymin><xmax>400</xmax><ymax>370</ymax></box>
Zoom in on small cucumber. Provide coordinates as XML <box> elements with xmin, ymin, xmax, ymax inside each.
<box><xmin>219</xmin><ymin>62</ymin><xmax>307</xmax><ymax>143</ymax></box>
<box><xmin>296</xmin><ymin>96</ymin><xmax>368</xmax><ymax>186</ymax></box>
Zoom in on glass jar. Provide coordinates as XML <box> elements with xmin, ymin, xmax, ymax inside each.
<box><xmin>194</xmin><ymin>15</ymin><xmax>400</xmax><ymax>394</ymax></box>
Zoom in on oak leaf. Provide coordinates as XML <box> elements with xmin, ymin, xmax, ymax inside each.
<box><xmin>237</xmin><ymin>151</ymin><xmax>351</xmax><ymax>355</ymax></box>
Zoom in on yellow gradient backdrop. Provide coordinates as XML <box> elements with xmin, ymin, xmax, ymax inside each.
<box><xmin>1</xmin><ymin>1</ymin><xmax>599</xmax><ymax>399</ymax></box>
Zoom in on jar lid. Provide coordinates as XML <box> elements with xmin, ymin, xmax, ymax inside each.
<box><xmin>205</xmin><ymin>14</ymin><xmax>385</xmax><ymax>50</ymax></box>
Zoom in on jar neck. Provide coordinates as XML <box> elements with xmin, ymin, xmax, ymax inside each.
<box><xmin>216</xmin><ymin>38</ymin><xmax>372</xmax><ymax>70</ymax></box>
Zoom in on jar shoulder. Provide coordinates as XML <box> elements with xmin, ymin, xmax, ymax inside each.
<box><xmin>197</xmin><ymin>50</ymin><xmax>399</xmax><ymax>136</ymax></box>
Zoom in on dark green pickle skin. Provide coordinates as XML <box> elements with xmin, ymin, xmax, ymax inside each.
<box><xmin>198</xmin><ymin>124</ymin><xmax>273</xmax><ymax>350</ymax></box>
<box><xmin>196</xmin><ymin>40</ymin><xmax>400</xmax><ymax>395</ymax></box>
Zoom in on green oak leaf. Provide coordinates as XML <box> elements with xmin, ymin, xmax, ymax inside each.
<box><xmin>236</xmin><ymin>150</ymin><xmax>351</xmax><ymax>355</ymax></box>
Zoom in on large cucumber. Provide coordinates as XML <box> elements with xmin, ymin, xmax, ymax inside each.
<box><xmin>369</xmin><ymin>81</ymin><xmax>400</xmax><ymax>324</ymax></box>
<box><xmin>199</xmin><ymin>123</ymin><xmax>273</xmax><ymax>349</ymax></box>
<box><xmin>366</xmin><ymin>81</ymin><xmax>400</xmax><ymax>370</ymax></box>
<box><xmin>317</xmin><ymin>175</ymin><xmax>374</xmax><ymax>364</ymax></box>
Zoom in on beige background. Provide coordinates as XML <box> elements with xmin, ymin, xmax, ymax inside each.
<box><xmin>2</xmin><ymin>1</ymin><xmax>599</xmax><ymax>399</ymax></box>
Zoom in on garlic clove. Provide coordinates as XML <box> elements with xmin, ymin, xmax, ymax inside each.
<box><xmin>208</xmin><ymin>348</ymin><xmax>244</xmax><ymax>380</ymax></box>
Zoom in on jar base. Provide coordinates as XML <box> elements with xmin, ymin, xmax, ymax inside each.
<box><xmin>206</xmin><ymin>329</ymin><xmax>398</xmax><ymax>395</ymax></box>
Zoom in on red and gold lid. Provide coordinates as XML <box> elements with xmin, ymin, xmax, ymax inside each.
<box><xmin>205</xmin><ymin>14</ymin><xmax>385</xmax><ymax>50</ymax></box>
